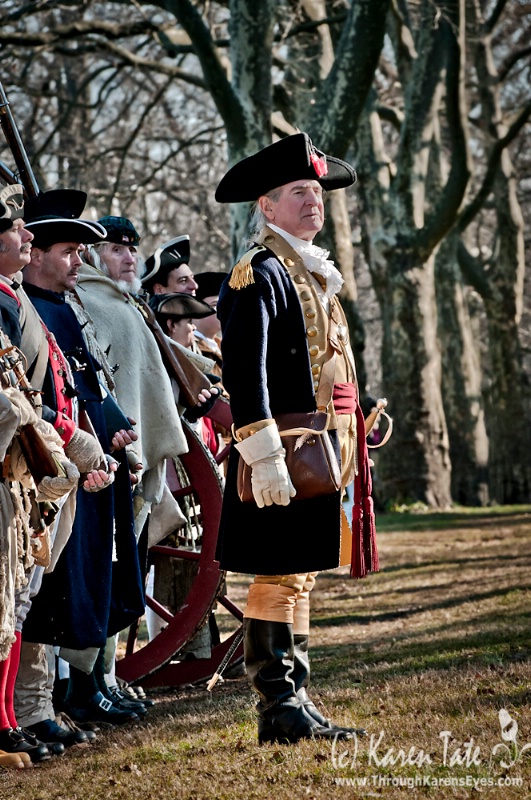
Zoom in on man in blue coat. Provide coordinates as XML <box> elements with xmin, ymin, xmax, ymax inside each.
<box><xmin>216</xmin><ymin>133</ymin><xmax>377</xmax><ymax>744</ymax></box>
<box><xmin>15</xmin><ymin>192</ymin><xmax>146</xmax><ymax>745</ymax></box>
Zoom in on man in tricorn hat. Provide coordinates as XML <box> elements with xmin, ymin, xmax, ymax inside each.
<box><xmin>215</xmin><ymin>132</ymin><xmax>378</xmax><ymax>744</ymax></box>
<box><xmin>14</xmin><ymin>192</ymin><xmax>147</xmax><ymax>739</ymax></box>
<box><xmin>142</xmin><ymin>235</ymin><xmax>198</xmax><ymax>296</ymax></box>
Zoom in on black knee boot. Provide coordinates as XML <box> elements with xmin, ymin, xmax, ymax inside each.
<box><xmin>293</xmin><ymin>634</ymin><xmax>366</xmax><ymax>736</ymax></box>
<box><xmin>244</xmin><ymin>619</ymin><xmax>353</xmax><ymax>744</ymax></box>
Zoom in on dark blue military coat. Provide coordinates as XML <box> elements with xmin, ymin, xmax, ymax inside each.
<box><xmin>0</xmin><ymin>285</ymin><xmax>22</xmax><ymax>347</ymax></box>
<box><xmin>216</xmin><ymin>248</ymin><xmax>341</xmax><ymax>575</ymax></box>
<box><xmin>21</xmin><ymin>283</ymin><xmax>144</xmax><ymax>649</ymax></box>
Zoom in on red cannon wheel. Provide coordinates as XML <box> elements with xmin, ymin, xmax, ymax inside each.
<box><xmin>116</xmin><ymin>398</ymin><xmax>244</xmax><ymax>688</ymax></box>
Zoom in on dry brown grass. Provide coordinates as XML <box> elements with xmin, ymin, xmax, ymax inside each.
<box><xmin>2</xmin><ymin>506</ymin><xmax>531</xmax><ymax>799</ymax></box>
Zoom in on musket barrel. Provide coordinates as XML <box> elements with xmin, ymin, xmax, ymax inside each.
<box><xmin>0</xmin><ymin>82</ymin><xmax>40</xmax><ymax>197</ymax></box>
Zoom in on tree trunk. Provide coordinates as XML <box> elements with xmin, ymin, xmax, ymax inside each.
<box><xmin>482</xmin><ymin>165</ymin><xmax>531</xmax><ymax>502</ymax></box>
<box><xmin>375</xmin><ymin>252</ymin><xmax>452</xmax><ymax>507</ymax></box>
<box><xmin>455</xmin><ymin>0</ymin><xmax>531</xmax><ymax>502</ymax></box>
<box><xmin>435</xmin><ymin>234</ymin><xmax>489</xmax><ymax>505</ymax></box>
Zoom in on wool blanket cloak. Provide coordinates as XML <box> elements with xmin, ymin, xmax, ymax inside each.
<box><xmin>76</xmin><ymin>264</ymin><xmax>187</xmax><ymax>514</ymax></box>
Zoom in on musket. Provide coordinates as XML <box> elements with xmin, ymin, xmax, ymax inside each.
<box><xmin>0</xmin><ymin>81</ymin><xmax>39</xmax><ymax>197</ymax></box>
<box><xmin>135</xmin><ymin>297</ymin><xmax>211</xmax><ymax>410</ymax></box>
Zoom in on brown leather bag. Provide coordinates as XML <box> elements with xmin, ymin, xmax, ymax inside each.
<box><xmin>237</xmin><ymin>411</ymin><xmax>341</xmax><ymax>502</ymax></box>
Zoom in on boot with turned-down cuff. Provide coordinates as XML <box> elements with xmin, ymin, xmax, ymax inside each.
<box><xmin>244</xmin><ymin>619</ymin><xmax>354</xmax><ymax>744</ymax></box>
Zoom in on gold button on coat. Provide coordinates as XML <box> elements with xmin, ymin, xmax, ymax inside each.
<box><xmin>300</xmin><ymin>290</ymin><xmax>311</xmax><ymax>301</ymax></box>
<box><xmin>309</xmin><ymin>344</ymin><xmax>319</xmax><ymax>357</ymax></box>
<box><xmin>305</xmin><ymin>307</ymin><xmax>317</xmax><ymax>319</ymax></box>
<box><xmin>311</xmin><ymin>364</ymin><xmax>321</xmax><ymax>375</ymax></box>
<box><xmin>284</xmin><ymin>258</ymin><xmax>294</xmax><ymax>267</ymax></box>
<box><xmin>264</xmin><ymin>235</ymin><xmax>274</xmax><ymax>244</ymax></box>
<box><xmin>306</xmin><ymin>325</ymin><xmax>318</xmax><ymax>337</ymax></box>
<box><xmin>293</xmin><ymin>274</ymin><xmax>305</xmax><ymax>284</ymax></box>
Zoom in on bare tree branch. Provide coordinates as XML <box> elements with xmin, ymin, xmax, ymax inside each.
<box><xmin>93</xmin><ymin>39</ymin><xmax>207</xmax><ymax>87</ymax></box>
<box><xmin>457</xmin><ymin>240</ymin><xmax>495</xmax><ymax>300</ymax></box>
<box><xmin>309</xmin><ymin>0</ymin><xmax>390</xmax><ymax>156</ymax></box>
<box><xmin>485</xmin><ymin>0</ymin><xmax>510</xmax><ymax>34</ymax></box>
<box><xmin>498</xmin><ymin>45</ymin><xmax>531</xmax><ymax>83</ymax></box>
<box><xmin>376</xmin><ymin>103</ymin><xmax>404</xmax><ymax>130</ymax></box>
<box><xmin>420</xmin><ymin>0</ymin><xmax>471</xmax><ymax>252</ymax></box>
<box><xmin>0</xmin><ymin>19</ymin><xmax>164</xmax><ymax>46</ymax></box>
<box><xmin>154</xmin><ymin>0</ymin><xmax>241</xmax><ymax>140</ymax></box>
<box><xmin>457</xmin><ymin>99</ymin><xmax>531</xmax><ymax>232</ymax></box>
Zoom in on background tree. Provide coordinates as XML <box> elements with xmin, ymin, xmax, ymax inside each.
<box><xmin>0</xmin><ymin>0</ymin><xmax>530</xmax><ymax>507</ymax></box>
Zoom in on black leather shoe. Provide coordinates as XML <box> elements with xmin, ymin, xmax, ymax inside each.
<box><xmin>67</xmin><ymin>692</ymin><xmax>139</xmax><ymax>726</ymax></box>
<box><xmin>0</xmin><ymin>727</ymin><xmax>51</xmax><ymax>762</ymax></box>
<box><xmin>20</xmin><ymin>726</ymin><xmax>64</xmax><ymax>756</ymax></box>
<box><xmin>120</xmin><ymin>682</ymin><xmax>155</xmax><ymax>708</ymax></box>
<box><xmin>108</xmin><ymin>686</ymin><xmax>147</xmax><ymax>716</ymax></box>
<box><xmin>26</xmin><ymin>718</ymin><xmax>89</xmax><ymax>747</ymax></box>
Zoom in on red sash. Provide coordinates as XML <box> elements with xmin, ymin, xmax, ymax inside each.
<box><xmin>333</xmin><ymin>382</ymin><xmax>379</xmax><ymax>579</ymax></box>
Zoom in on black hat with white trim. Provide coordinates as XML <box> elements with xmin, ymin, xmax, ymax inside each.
<box><xmin>24</xmin><ymin>188</ymin><xmax>106</xmax><ymax>248</ymax></box>
<box><xmin>142</xmin><ymin>235</ymin><xmax>190</xmax><ymax>292</ymax></box>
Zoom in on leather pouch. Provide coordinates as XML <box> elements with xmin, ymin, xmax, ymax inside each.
<box><xmin>237</xmin><ymin>411</ymin><xmax>341</xmax><ymax>502</ymax></box>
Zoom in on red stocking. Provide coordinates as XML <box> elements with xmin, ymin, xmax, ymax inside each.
<box><xmin>0</xmin><ymin>649</ymin><xmax>11</xmax><ymax>730</ymax></box>
<box><xmin>4</xmin><ymin>631</ymin><xmax>21</xmax><ymax>729</ymax></box>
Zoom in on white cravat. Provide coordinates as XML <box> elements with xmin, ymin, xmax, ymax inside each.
<box><xmin>268</xmin><ymin>224</ymin><xmax>344</xmax><ymax>300</ymax></box>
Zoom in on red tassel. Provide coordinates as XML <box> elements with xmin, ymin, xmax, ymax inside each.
<box><xmin>350</xmin><ymin>505</ymin><xmax>366</xmax><ymax>578</ymax></box>
<box><xmin>362</xmin><ymin>496</ymin><xmax>379</xmax><ymax>573</ymax></box>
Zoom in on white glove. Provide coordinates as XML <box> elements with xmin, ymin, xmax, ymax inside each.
<box><xmin>250</xmin><ymin>454</ymin><xmax>295</xmax><ymax>508</ymax></box>
<box><xmin>235</xmin><ymin>422</ymin><xmax>296</xmax><ymax>509</ymax></box>
<box><xmin>64</xmin><ymin>427</ymin><xmax>105</xmax><ymax>473</ymax></box>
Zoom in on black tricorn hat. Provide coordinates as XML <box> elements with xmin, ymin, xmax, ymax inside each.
<box><xmin>215</xmin><ymin>132</ymin><xmax>356</xmax><ymax>203</ymax></box>
<box><xmin>0</xmin><ymin>184</ymin><xmax>24</xmax><ymax>234</ymax></box>
<box><xmin>149</xmin><ymin>292</ymin><xmax>215</xmax><ymax>320</ymax></box>
<box><xmin>194</xmin><ymin>271</ymin><xmax>226</xmax><ymax>301</ymax></box>
<box><xmin>24</xmin><ymin>189</ymin><xmax>88</xmax><ymax>221</ymax></box>
<box><xmin>24</xmin><ymin>188</ymin><xmax>107</xmax><ymax>249</ymax></box>
<box><xmin>142</xmin><ymin>235</ymin><xmax>190</xmax><ymax>288</ymax></box>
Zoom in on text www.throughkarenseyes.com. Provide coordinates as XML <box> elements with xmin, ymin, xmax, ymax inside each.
<box><xmin>334</xmin><ymin>774</ymin><xmax>524</xmax><ymax>789</ymax></box>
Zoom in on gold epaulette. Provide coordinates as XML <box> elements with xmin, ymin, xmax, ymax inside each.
<box><xmin>228</xmin><ymin>245</ymin><xmax>266</xmax><ymax>290</ymax></box>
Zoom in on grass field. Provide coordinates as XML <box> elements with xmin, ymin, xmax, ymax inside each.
<box><xmin>2</xmin><ymin>506</ymin><xmax>530</xmax><ymax>799</ymax></box>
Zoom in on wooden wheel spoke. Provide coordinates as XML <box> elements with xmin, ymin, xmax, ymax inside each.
<box><xmin>216</xmin><ymin>594</ymin><xmax>244</xmax><ymax>622</ymax></box>
<box><xmin>116</xmin><ymin>409</ymin><xmax>242</xmax><ymax>688</ymax></box>
<box><xmin>144</xmin><ymin>595</ymin><xmax>174</xmax><ymax>624</ymax></box>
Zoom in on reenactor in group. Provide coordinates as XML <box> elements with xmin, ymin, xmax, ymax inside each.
<box><xmin>0</xmin><ymin>185</ymin><xmax>81</xmax><ymax>764</ymax></box>
<box><xmin>141</xmin><ymin>235</ymin><xmax>198</xmax><ymax>296</ymax></box>
<box><xmin>13</xmin><ymin>191</ymin><xmax>146</xmax><ymax>743</ymax></box>
<box><xmin>215</xmin><ymin>133</ymin><xmax>377</xmax><ymax>744</ymax></box>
